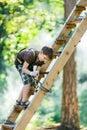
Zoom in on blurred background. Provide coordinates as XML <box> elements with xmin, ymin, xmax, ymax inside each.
<box><xmin>0</xmin><ymin>0</ymin><xmax>87</xmax><ymax>129</ymax></box>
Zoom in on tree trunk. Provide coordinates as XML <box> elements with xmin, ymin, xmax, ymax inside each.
<box><xmin>64</xmin><ymin>0</ymin><xmax>76</xmax><ymax>19</ymax></box>
<box><xmin>57</xmin><ymin>0</ymin><xmax>80</xmax><ymax>130</ymax></box>
<box><xmin>61</xmin><ymin>52</ymin><xmax>79</xmax><ymax>130</ymax></box>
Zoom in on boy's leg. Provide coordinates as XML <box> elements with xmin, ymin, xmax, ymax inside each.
<box><xmin>15</xmin><ymin>88</ymin><xmax>23</xmax><ymax>106</ymax></box>
<box><xmin>22</xmin><ymin>84</ymin><xmax>31</xmax><ymax>102</ymax></box>
<box><xmin>17</xmin><ymin>86</ymin><xmax>23</xmax><ymax>101</ymax></box>
<box><xmin>15</xmin><ymin>66</ymin><xmax>34</xmax><ymax>108</ymax></box>
<box><xmin>17</xmin><ymin>84</ymin><xmax>31</xmax><ymax>109</ymax></box>
<box><xmin>15</xmin><ymin>85</ymin><xmax>31</xmax><ymax>109</ymax></box>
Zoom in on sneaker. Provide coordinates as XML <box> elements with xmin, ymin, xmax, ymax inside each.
<box><xmin>16</xmin><ymin>100</ymin><xmax>22</xmax><ymax>105</ymax></box>
<box><xmin>15</xmin><ymin>100</ymin><xmax>30</xmax><ymax>111</ymax></box>
<box><xmin>14</xmin><ymin>100</ymin><xmax>22</xmax><ymax>107</ymax></box>
<box><xmin>4</xmin><ymin>120</ymin><xmax>15</xmax><ymax>125</ymax></box>
<box><xmin>20</xmin><ymin>100</ymin><xmax>30</xmax><ymax>109</ymax></box>
<box><xmin>2</xmin><ymin>124</ymin><xmax>15</xmax><ymax>129</ymax></box>
<box><xmin>3</xmin><ymin>120</ymin><xmax>15</xmax><ymax>129</ymax></box>
<box><xmin>14</xmin><ymin>100</ymin><xmax>22</xmax><ymax>111</ymax></box>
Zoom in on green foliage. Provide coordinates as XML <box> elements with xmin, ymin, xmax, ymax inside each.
<box><xmin>79</xmin><ymin>90</ymin><xmax>87</xmax><ymax>127</ymax></box>
<box><xmin>0</xmin><ymin>0</ymin><xmax>64</xmax><ymax>64</ymax></box>
<box><xmin>79</xmin><ymin>73</ymin><xmax>87</xmax><ymax>83</ymax></box>
<box><xmin>39</xmin><ymin>91</ymin><xmax>62</xmax><ymax>124</ymax></box>
<box><xmin>0</xmin><ymin>42</ymin><xmax>7</xmax><ymax>92</ymax></box>
<box><xmin>0</xmin><ymin>0</ymin><xmax>64</xmax><ymax>92</ymax></box>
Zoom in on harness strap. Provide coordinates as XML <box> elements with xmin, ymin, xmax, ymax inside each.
<box><xmin>37</xmin><ymin>81</ymin><xmax>52</xmax><ymax>93</ymax></box>
<box><xmin>16</xmin><ymin>57</ymin><xmax>23</xmax><ymax>64</ymax></box>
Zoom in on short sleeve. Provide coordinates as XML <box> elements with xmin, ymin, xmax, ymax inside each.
<box><xmin>24</xmin><ymin>51</ymin><xmax>34</xmax><ymax>64</ymax></box>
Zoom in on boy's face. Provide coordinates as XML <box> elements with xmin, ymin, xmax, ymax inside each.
<box><xmin>38</xmin><ymin>51</ymin><xmax>50</xmax><ymax>63</ymax></box>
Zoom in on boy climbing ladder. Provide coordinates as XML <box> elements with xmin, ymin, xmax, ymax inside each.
<box><xmin>14</xmin><ymin>46</ymin><xmax>53</xmax><ymax>109</ymax></box>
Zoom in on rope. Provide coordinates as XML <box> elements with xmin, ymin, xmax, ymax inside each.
<box><xmin>30</xmin><ymin>72</ymin><xmax>52</xmax><ymax>93</ymax></box>
<box><xmin>35</xmin><ymin>80</ymin><xmax>52</xmax><ymax>93</ymax></box>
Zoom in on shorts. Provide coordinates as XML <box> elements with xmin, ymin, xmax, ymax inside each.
<box><xmin>16</xmin><ymin>65</ymin><xmax>33</xmax><ymax>85</ymax></box>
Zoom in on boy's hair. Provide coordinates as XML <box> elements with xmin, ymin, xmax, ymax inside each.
<box><xmin>41</xmin><ymin>46</ymin><xmax>53</xmax><ymax>60</ymax></box>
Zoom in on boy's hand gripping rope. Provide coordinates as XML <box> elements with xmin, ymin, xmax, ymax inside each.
<box><xmin>31</xmin><ymin>72</ymin><xmax>52</xmax><ymax>93</ymax></box>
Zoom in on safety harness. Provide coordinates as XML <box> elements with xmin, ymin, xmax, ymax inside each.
<box><xmin>16</xmin><ymin>48</ymin><xmax>36</xmax><ymax>65</ymax></box>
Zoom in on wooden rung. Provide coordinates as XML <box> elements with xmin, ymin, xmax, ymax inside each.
<box><xmin>53</xmin><ymin>51</ymin><xmax>62</xmax><ymax>58</ymax></box>
<box><xmin>2</xmin><ymin>125</ymin><xmax>13</xmax><ymax>130</ymax></box>
<box><xmin>57</xmin><ymin>36</ymin><xmax>70</xmax><ymax>41</ymax></box>
<box><xmin>78</xmin><ymin>0</ymin><xmax>87</xmax><ymax>6</ymax></box>
<box><xmin>66</xmin><ymin>23</ymin><xmax>76</xmax><ymax>28</ymax></box>
<box><xmin>68</xmin><ymin>16</ymin><xmax>83</xmax><ymax>24</ymax></box>
<box><xmin>55</xmin><ymin>40</ymin><xmax>66</xmax><ymax>44</ymax></box>
<box><xmin>7</xmin><ymin>106</ymin><xmax>22</xmax><ymax>122</ymax></box>
<box><xmin>76</xmin><ymin>6</ymin><xmax>86</xmax><ymax>11</ymax></box>
<box><xmin>55</xmin><ymin>36</ymin><xmax>69</xmax><ymax>44</ymax></box>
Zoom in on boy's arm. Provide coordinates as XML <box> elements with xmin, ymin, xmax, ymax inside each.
<box><xmin>36</xmin><ymin>66</ymin><xmax>41</xmax><ymax>71</ymax></box>
<box><xmin>22</xmin><ymin>61</ymin><xmax>39</xmax><ymax>76</ymax></box>
<box><xmin>22</xmin><ymin>61</ymin><xmax>30</xmax><ymax>75</ymax></box>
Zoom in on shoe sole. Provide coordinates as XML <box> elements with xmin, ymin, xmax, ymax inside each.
<box><xmin>14</xmin><ymin>105</ymin><xmax>28</xmax><ymax>111</ymax></box>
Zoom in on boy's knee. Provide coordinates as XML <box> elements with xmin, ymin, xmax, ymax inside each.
<box><xmin>24</xmin><ymin>84</ymin><xmax>31</xmax><ymax>89</ymax></box>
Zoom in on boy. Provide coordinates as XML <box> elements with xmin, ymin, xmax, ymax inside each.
<box><xmin>14</xmin><ymin>46</ymin><xmax>53</xmax><ymax>109</ymax></box>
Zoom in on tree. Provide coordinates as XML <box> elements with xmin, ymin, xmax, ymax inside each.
<box><xmin>56</xmin><ymin>0</ymin><xmax>80</xmax><ymax>130</ymax></box>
